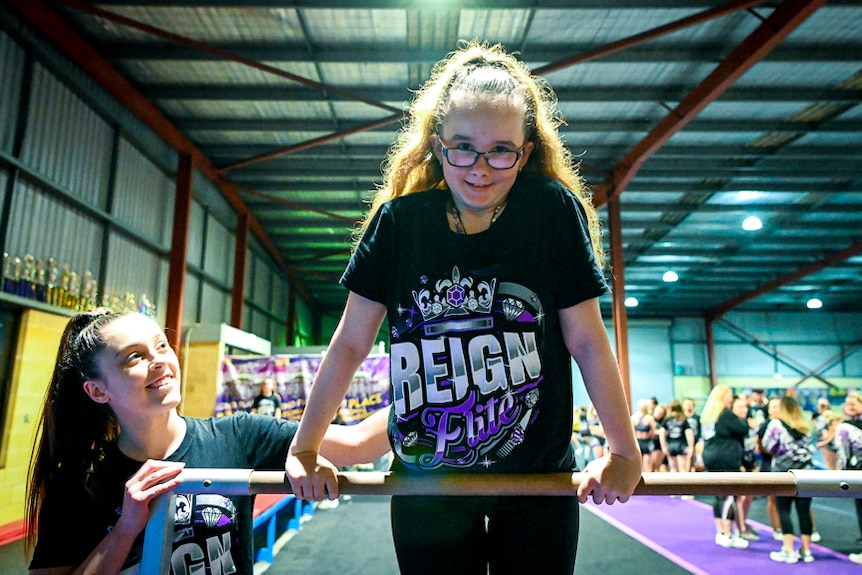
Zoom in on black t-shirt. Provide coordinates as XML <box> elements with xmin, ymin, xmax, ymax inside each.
<box><xmin>663</xmin><ymin>417</ymin><xmax>690</xmax><ymax>442</ymax></box>
<box><xmin>702</xmin><ymin>408</ymin><xmax>749</xmax><ymax>472</ymax></box>
<box><xmin>30</xmin><ymin>413</ymin><xmax>298</xmax><ymax>574</ymax></box>
<box><xmin>252</xmin><ymin>392</ymin><xmax>283</xmax><ymax>416</ymax></box>
<box><xmin>342</xmin><ymin>175</ymin><xmax>608</xmax><ymax>474</ymax></box>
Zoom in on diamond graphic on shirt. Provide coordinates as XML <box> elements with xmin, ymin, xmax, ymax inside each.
<box><xmin>201</xmin><ymin>506</ymin><xmax>222</xmax><ymax>528</ymax></box>
<box><xmin>501</xmin><ymin>297</ymin><xmax>525</xmax><ymax>321</ymax></box>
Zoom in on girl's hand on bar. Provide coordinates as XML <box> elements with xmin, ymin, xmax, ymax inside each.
<box><xmin>117</xmin><ymin>460</ymin><xmax>186</xmax><ymax>538</ymax></box>
<box><xmin>286</xmin><ymin>447</ymin><xmax>340</xmax><ymax>501</ymax></box>
<box><xmin>576</xmin><ymin>451</ymin><xmax>642</xmax><ymax>505</ymax></box>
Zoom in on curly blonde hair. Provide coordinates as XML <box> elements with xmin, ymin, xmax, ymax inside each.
<box><xmin>357</xmin><ymin>40</ymin><xmax>605</xmax><ymax>266</ymax></box>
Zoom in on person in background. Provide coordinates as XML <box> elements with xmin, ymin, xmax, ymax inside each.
<box><xmin>836</xmin><ymin>391</ymin><xmax>862</xmax><ymax>564</ymax></box>
<box><xmin>284</xmin><ymin>41</ymin><xmax>642</xmax><ymax>575</ymax></box>
<box><xmin>683</xmin><ymin>397</ymin><xmax>702</xmax><ymax>471</ymax></box>
<box><xmin>700</xmin><ymin>385</ymin><xmax>750</xmax><ymax>549</ymax></box>
<box><xmin>731</xmin><ymin>394</ymin><xmax>759</xmax><ymax>542</ymax></box>
<box><xmin>761</xmin><ymin>395</ymin><xmax>816</xmax><ymax>564</ymax></box>
<box><xmin>748</xmin><ymin>389</ymin><xmax>768</xmax><ymax>429</ymax></box>
<box><xmin>658</xmin><ymin>399</ymin><xmax>695</xmax><ymax>477</ymax></box>
<box><xmin>250</xmin><ymin>376</ymin><xmax>283</xmax><ymax>418</ymax></box>
<box><xmin>588</xmin><ymin>403</ymin><xmax>608</xmax><ymax>461</ymax></box>
<box><xmin>25</xmin><ymin>309</ymin><xmax>391</xmax><ymax>575</ymax></box>
<box><xmin>632</xmin><ymin>398</ymin><xmax>658</xmax><ymax>473</ymax></box>
<box><xmin>758</xmin><ymin>397</ymin><xmax>784</xmax><ymax>541</ymax></box>
<box><xmin>813</xmin><ymin>397</ymin><xmax>838</xmax><ymax>471</ymax></box>
<box><xmin>651</xmin><ymin>403</ymin><xmax>669</xmax><ymax>472</ymax></box>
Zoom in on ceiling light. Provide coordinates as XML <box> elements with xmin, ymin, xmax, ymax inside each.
<box><xmin>737</xmin><ymin>190</ymin><xmax>762</xmax><ymax>201</ymax></box>
<box><xmin>742</xmin><ymin>216</ymin><xmax>762</xmax><ymax>231</ymax></box>
<box><xmin>624</xmin><ymin>297</ymin><xmax>639</xmax><ymax>308</ymax></box>
<box><xmin>806</xmin><ymin>298</ymin><xmax>823</xmax><ymax>309</ymax></box>
<box><xmin>662</xmin><ymin>271</ymin><xmax>679</xmax><ymax>283</ymax></box>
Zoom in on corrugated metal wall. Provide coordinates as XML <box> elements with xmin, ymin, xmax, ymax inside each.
<box><xmin>0</xmin><ymin>32</ymin><xmax>23</xmax><ymax>154</ymax></box>
<box><xmin>20</xmin><ymin>64</ymin><xmax>113</xmax><ymax>209</ymax></box>
<box><xmin>0</xmin><ymin>27</ymin><xmax>293</xmax><ymax>345</ymax></box>
<box><xmin>6</xmin><ymin>180</ymin><xmax>104</xmax><ymax>280</ymax></box>
<box><xmin>113</xmin><ymin>137</ymin><xmax>174</xmax><ymax>247</ymax></box>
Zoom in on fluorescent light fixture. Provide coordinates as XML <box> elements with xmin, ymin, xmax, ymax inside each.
<box><xmin>737</xmin><ymin>191</ymin><xmax>762</xmax><ymax>201</ymax></box>
<box><xmin>742</xmin><ymin>216</ymin><xmax>762</xmax><ymax>231</ymax></box>
<box><xmin>662</xmin><ymin>271</ymin><xmax>679</xmax><ymax>283</ymax></box>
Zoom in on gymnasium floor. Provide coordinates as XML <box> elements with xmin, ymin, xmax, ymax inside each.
<box><xmin>3</xmin><ymin>491</ymin><xmax>860</xmax><ymax>573</ymax></box>
<box><xmin>262</xmin><ymin>493</ymin><xmax>862</xmax><ymax>575</ymax></box>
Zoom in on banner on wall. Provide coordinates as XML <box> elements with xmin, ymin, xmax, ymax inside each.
<box><xmin>218</xmin><ymin>354</ymin><xmax>390</xmax><ymax>425</ymax></box>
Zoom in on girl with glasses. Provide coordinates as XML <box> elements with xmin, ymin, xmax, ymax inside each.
<box><xmin>286</xmin><ymin>40</ymin><xmax>641</xmax><ymax>575</ymax></box>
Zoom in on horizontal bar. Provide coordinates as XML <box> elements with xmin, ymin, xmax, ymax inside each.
<box><xmin>174</xmin><ymin>469</ymin><xmax>862</xmax><ymax>498</ymax></box>
<box><xmin>141</xmin><ymin>469</ymin><xmax>862</xmax><ymax>574</ymax></box>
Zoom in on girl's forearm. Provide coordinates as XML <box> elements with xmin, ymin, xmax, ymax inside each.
<box><xmin>292</xmin><ymin>343</ymin><xmax>370</xmax><ymax>454</ymax></box>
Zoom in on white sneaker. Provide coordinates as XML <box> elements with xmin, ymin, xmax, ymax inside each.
<box><xmin>773</xmin><ymin>530</ymin><xmax>784</xmax><ymax>541</ymax></box>
<box><xmin>801</xmin><ymin>551</ymin><xmax>814</xmax><ymax>563</ymax></box>
<box><xmin>770</xmin><ymin>548</ymin><xmax>800</xmax><ymax>564</ymax></box>
<box><xmin>716</xmin><ymin>533</ymin><xmax>750</xmax><ymax>549</ymax></box>
<box><xmin>849</xmin><ymin>553</ymin><xmax>862</xmax><ymax>564</ymax></box>
<box><xmin>811</xmin><ymin>531</ymin><xmax>821</xmax><ymax>543</ymax></box>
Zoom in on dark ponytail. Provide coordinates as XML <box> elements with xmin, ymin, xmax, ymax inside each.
<box><xmin>25</xmin><ymin>308</ymin><xmax>126</xmax><ymax>553</ymax></box>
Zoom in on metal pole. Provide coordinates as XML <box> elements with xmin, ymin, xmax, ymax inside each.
<box><xmin>141</xmin><ymin>469</ymin><xmax>862</xmax><ymax>574</ymax></box>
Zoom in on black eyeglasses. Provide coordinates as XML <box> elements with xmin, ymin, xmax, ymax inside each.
<box><xmin>437</xmin><ymin>137</ymin><xmax>526</xmax><ymax>170</ymax></box>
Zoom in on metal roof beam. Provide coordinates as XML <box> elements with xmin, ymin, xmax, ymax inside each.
<box><xmin>603</xmin><ymin>0</ymin><xmax>828</xmax><ymax>205</ymax></box>
<box><xmin>707</xmin><ymin>238</ymin><xmax>862</xmax><ymax>319</ymax></box>
<box><xmin>102</xmin><ymin>41</ymin><xmax>862</xmax><ymax>64</ymax></box>
<box><xmin>142</xmin><ymin>84</ymin><xmax>862</xmax><ymax>103</ymax></box>
<box><xmin>174</xmin><ymin>117</ymin><xmax>862</xmax><ymax>133</ymax></box>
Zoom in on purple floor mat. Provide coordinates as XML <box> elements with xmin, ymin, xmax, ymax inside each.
<box><xmin>584</xmin><ymin>496</ymin><xmax>857</xmax><ymax>575</ymax></box>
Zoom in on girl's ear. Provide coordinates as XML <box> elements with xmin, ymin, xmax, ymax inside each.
<box><xmin>517</xmin><ymin>140</ymin><xmax>535</xmax><ymax>171</ymax></box>
<box><xmin>431</xmin><ymin>135</ymin><xmax>443</xmax><ymax>163</ymax></box>
<box><xmin>83</xmin><ymin>380</ymin><xmax>110</xmax><ymax>404</ymax></box>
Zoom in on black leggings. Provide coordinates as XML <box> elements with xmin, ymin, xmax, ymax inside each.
<box><xmin>775</xmin><ymin>495</ymin><xmax>812</xmax><ymax>536</ymax></box>
<box><xmin>712</xmin><ymin>495</ymin><xmax>736</xmax><ymax>521</ymax></box>
<box><xmin>391</xmin><ymin>494</ymin><xmax>580</xmax><ymax>575</ymax></box>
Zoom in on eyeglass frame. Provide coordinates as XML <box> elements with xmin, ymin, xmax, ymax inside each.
<box><xmin>435</xmin><ymin>136</ymin><xmax>527</xmax><ymax>170</ymax></box>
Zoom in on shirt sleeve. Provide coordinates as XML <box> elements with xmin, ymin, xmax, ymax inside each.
<box><xmin>550</xmin><ymin>184</ymin><xmax>609</xmax><ymax>309</ymax></box>
<box><xmin>340</xmin><ymin>203</ymin><xmax>393</xmax><ymax>304</ymax></box>
<box><xmin>226</xmin><ymin>412</ymin><xmax>299</xmax><ymax>470</ymax></box>
<box><xmin>761</xmin><ymin>419</ymin><xmax>782</xmax><ymax>453</ymax></box>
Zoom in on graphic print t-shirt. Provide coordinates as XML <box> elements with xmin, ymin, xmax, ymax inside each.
<box><xmin>30</xmin><ymin>413</ymin><xmax>297</xmax><ymax>574</ymax></box>
<box><xmin>342</xmin><ymin>176</ymin><xmax>608</xmax><ymax>474</ymax></box>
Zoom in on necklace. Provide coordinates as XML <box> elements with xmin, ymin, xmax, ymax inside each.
<box><xmin>451</xmin><ymin>201</ymin><xmax>506</xmax><ymax>235</ymax></box>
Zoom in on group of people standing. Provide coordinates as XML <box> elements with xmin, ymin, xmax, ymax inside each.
<box><xmin>698</xmin><ymin>386</ymin><xmax>862</xmax><ymax>565</ymax></box>
<box><xmin>585</xmin><ymin>387</ymin><xmax>862</xmax><ymax>566</ymax></box>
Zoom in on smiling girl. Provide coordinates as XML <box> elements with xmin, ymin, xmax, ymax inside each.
<box><xmin>286</xmin><ymin>41</ymin><xmax>640</xmax><ymax>574</ymax></box>
<box><xmin>26</xmin><ymin>309</ymin><xmax>389</xmax><ymax>574</ymax></box>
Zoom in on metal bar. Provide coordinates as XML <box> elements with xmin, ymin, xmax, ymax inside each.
<box><xmin>140</xmin><ymin>493</ymin><xmax>175</xmax><ymax>575</ymax></box>
<box><xmin>141</xmin><ymin>469</ymin><xmax>862</xmax><ymax>574</ymax></box>
<box><xmin>172</xmin><ymin>469</ymin><xmax>862</xmax><ymax>498</ymax></box>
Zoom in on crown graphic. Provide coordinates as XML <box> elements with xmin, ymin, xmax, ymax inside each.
<box><xmin>412</xmin><ymin>267</ymin><xmax>496</xmax><ymax>322</ymax></box>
